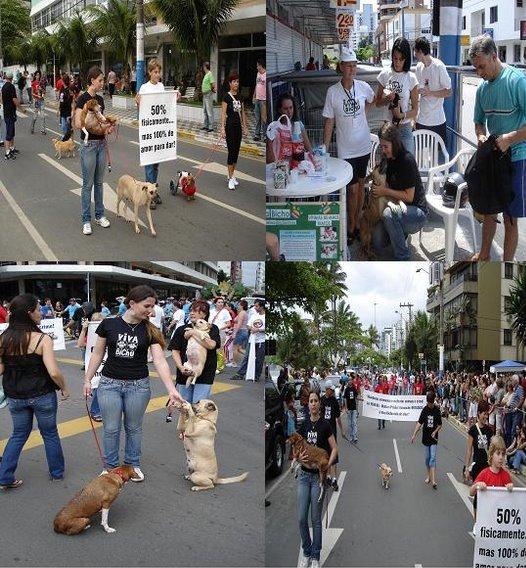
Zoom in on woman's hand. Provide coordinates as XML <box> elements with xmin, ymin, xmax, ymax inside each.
<box><xmin>178</xmin><ymin>364</ymin><xmax>193</xmax><ymax>376</ymax></box>
<box><xmin>506</xmin><ymin>482</ymin><xmax>514</xmax><ymax>491</ymax></box>
<box><xmin>477</xmin><ymin>481</ymin><xmax>487</xmax><ymax>491</ymax></box>
<box><xmin>60</xmin><ymin>386</ymin><xmax>70</xmax><ymax>400</ymax></box>
<box><xmin>220</xmin><ymin>126</ymin><xmax>226</xmax><ymax>139</ymax></box>
<box><xmin>83</xmin><ymin>380</ymin><xmax>92</xmax><ymax>397</ymax></box>
<box><xmin>391</xmin><ymin>106</ymin><xmax>403</xmax><ymax>120</ymax></box>
<box><xmin>168</xmin><ymin>388</ymin><xmax>184</xmax><ymax>406</ymax></box>
<box><xmin>371</xmin><ymin>183</ymin><xmax>387</xmax><ymax>198</ymax></box>
<box><xmin>184</xmin><ymin>329</ymin><xmax>195</xmax><ymax>340</ymax></box>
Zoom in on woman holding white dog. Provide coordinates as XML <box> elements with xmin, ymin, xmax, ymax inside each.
<box><xmin>297</xmin><ymin>390</ymin><xmax>338</xmax><ymax>568</ymax></box>
<box><xmin>169</xmin><ymin>299</ymin><xmax>220</xmax><ymax>404</ymax></box>
<box><xmin>371</xmin><ymin>122</ymin><xmax>427</xmax><ymax>260</ymax></box>
<box><xmin>84</xmin><ymin>285</ymin><xmax>184</xmax><ymax>481</ymax></box>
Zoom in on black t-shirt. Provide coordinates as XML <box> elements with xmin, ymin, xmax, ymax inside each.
<box><xmin>59</xmin><ymin>87</ymin><xmax>73</xmax><ymax>118</ymax></box>
<box><xmin>223</xmin><ymin>92</ymin><xmax>242</xmax><ymax>128</ymax></box>
<box><xmin>386</xmin><ymin>150</ymin><xmax>428</xmax><ymax>214</ymax></box>
<box><xmin>168</xmin><ymin>322</ymin><xmax>220</xmax><ymax>385</ymax></box>
<box><xmin>343</xmin><ymin>384</ymin><xmax>359</xmax><ymax>411</ymax></box>
<box><xmin>96</xmin><ymin>317</ymin><xmax>158</xmax><ymax>380</ymax></box>
<box><xmin>321</xmin><ymin>395</ymin><xmax>341</xmax><ymax>435</ymax></box>
<box><xmin>17</xmin><ymin>76</ymin><xmax>26</xmax><ymax>90</ymax></box>
<box><xmin>418</xmin><ymin>404</ymin><xmax>442</xmax><ymax>446</ymax></box>
<box><xmin>76</xmin><ymin>91</ymin><xmax>105</xmax><ymax>140</ymax></box>
<box><xmin>468</xmin><ymin>423</ymin><xmax>492</xmax><ymax>466</ymax></box>
<box><xmin>298</xmin><ymin>416</ymin><xmax>333</xmax><ymax>473</ymax></box>
<box><xmin>2</xmin><ymin>82</ymin><xmax>17</xmax><ymax>119</ymax></box>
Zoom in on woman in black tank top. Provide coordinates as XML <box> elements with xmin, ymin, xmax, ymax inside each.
<box><xmin>0</xmin><ymin>294</ymin><xmax>69</xmax><ymax>489</ymax></box>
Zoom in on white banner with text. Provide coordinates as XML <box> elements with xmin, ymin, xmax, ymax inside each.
<box><xmin>361</xmin><ymin>391</ymin><xmax>426</xmax><ymax>422</ymax></box>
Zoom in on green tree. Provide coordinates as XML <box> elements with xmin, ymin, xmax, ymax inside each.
<box><xmin>319</xmin><ymin>299</ymin><xmax>362</xmax><ymax>367</ymax></box>
<box><xmin>216</xmin><ymin>269</ymin><xmax>229</xmax><ymax>283</ymax></box>
<box><xmin>365</xmin><ymin>324</ymin><xmax>380</xmax><ymax>349</ymax></box>
<box><xmin>404</xmin><ymin>311</ymin><xmax>438</xmax><ymax>370</ymax></box>
<box><xmin>276</xmin><ymin>312</ymin><xmax>319</xmax><ymax>369</ymax></box>
<box><xmin>0</xmin><ymin>0</ymin><xmax>31</xmax><ymax>65</ymax></box>
<box><xmin>505</xmin><ymin>265</ymin><xmax>526</xmax><ymax>348</ymax></box>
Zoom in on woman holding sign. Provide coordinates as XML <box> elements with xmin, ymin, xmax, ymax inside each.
<box><xmin>220</xmin><ymin>71</ymin><xmax>248</xmax><ymax>191</ymax></box>
<box><xmin>0</xmin><ymin>294</ymin><xmax>70</xmax><ymax>489</ymax></box>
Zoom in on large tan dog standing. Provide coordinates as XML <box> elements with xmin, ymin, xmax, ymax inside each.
<box><xmin>53</xmin><ymin>465</ymin><xmax>140</xmax><ymax>535</ymax></box>
<box><xmin>183</xmin><ymin>319</ymin><xmax>212</xmax><ymax>387</ymax></box>
<box><xmin>176</xmin><ymin>400</ymin><xmax>248</xmax><ymax>491</ymax></box>
<box><xmin>116</xmin><ymin>174</ymin><xmax>158</xmax><ymax>237</ymax></box>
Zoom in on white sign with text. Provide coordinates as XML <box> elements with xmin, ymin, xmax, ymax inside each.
<box><xmin>0</xmin><ymin>318</ymin><xmax>65</xmax><ymax>351</ymax></box>
<box><xmin>139</xmin><ymin>92</ymin><xmax>178</xmax><ymax>166</ymax></box>
<box><xmin>362</xmin><ymin>391</ymin><xmax>426</xmax><ymax>421</ymax></box>
<box><xmin>84</xmin><ymin>322</ymin><xmax>107</xmax><ymax>388</ymax></box>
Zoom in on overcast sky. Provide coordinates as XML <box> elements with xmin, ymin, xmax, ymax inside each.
<box><xmin>340</xmin><ymin>262</ymin><xmax>431</xmax><ymax>332</ymax></box>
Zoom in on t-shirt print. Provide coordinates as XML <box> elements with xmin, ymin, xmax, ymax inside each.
<box><xmin>386</xmin><ymin>78</ymin><xmax>404</xmax><ymax>96</ymax></box>
<box><xmin>477</xmin><ymin>433</ymin><xmax>488</xmax><ymax>449</ymax></box>
<box><xmin>427</xmin><ymin>415</ymin><xmax>434</xmax><ymax>429</ymax></box>
<box><xmin>115</xmin><ymin>332</ymin><xmax>139</xmax><ymax>358</ymax></box>
<box><xmin>232</xmin><ymin>98</ymin><xmax>241</xmax><ymax>113</ymax></box>
<box><xmin>307</xmin><ymin>430</ymin><xmax>318</xmax><ymax>445</ymax></box>
<box><xmin>324</xmin><ymin>406</ymin><xmax>332</xmax><ymax>420</ymax></box>
<box><xmin>342</xmin><ymin>95</ymin><xmax>360</xmax><ymax>117</ymax></box>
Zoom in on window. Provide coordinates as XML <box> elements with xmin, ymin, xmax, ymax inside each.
<box><xmin>515</xmin><ymin>44</ymin><xmax>521</xmax><ymax>62</ymax></box>
<box><xmin>504</xmin><ymin>296</ymin><xmax>513</xmax><ymax>313</ymax></box>
<box><xmin>499</xmin><ymin>46</ymin><xmax>507</xmax><ymax>62</ymax></box>
<box><xmin>490</xmin><ymin>6</ymin><xmax>498</xmax><ymax>23</ymax></box>
<box><xmin>482</xmin><ymin>11</ymin><xmax>485</xmax><ymax>27</ymax></box>
<box><xmin>505</xmin><ymin>262</ymin><xmax>514</xmax><ymax>279</ymax></box>
<box><xmin>518</xmin><ymin>0</ymin><xmax>523</xmax><ymax>7</ymax></box>
<box><xmin>462</xmin><ymin>16</ymin><xmax>466</xmax><ymax>29</ymax></box>
<box><xmin>504</xmin><ymin>329</ymin><xmax>512</xmax><ymax>346</ymax></box>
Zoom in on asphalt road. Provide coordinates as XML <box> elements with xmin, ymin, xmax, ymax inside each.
<box><xmin>265</xmin><ymin>400</ymin><xmax>524</xmax><ymax>567</ymax></box>
<box><xmin>0</xmin><ymin>107</ymin><xmax>265</xmax><ymax>260</ymax></box>
<box><xmin>0</xmin><ymin>341</ymin><xmax>264</xmax><ymax>567</ymax></box>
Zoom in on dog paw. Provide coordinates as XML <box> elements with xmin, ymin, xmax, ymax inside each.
<box><xmin>135</xmin><ymin>227</ymin><xmax>141</xmax><ymax>234</ymax></box>
<box><xmin>103</xmin><ymin>526</ymin><xmax>116</xmax><ymax>533</ymax></box>
<box><xmin>151</xmin><ymin>231</ymin><xmax>157</xmax><ymax>238</ymax></box>
<box><xmin>191</xmin><ymin>486</ymin><xmax>200</xmax><ymax>491</ymax></box>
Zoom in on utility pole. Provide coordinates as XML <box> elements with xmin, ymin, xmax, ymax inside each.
<box><xmin>136</xmin><ymin>0</ymin><xmax>145</xmax><ymax>92</ymax></box>
<box><xmin>399</xmin><ymin>302</ymin><xmax>413</xmax><ymax>327</ymax></box>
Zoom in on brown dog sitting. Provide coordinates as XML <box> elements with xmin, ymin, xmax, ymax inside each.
<box><xmin>53</xmin><ymin>465</ymin><xmax>140</xmax><ymax>535</ymax></box>
<box><xmin>288</xmin><ymin>432</ymin><xmax>329</xmax><ymax>495</ymax></box>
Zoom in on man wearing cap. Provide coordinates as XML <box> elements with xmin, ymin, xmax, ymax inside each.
<box><xmin>1</xmin><ymin>71</ymin><xmax>22</xmax><ymax>160</ymax></box>
<box><xmin>323</xmin><ymin>47</ymin><xmax>376</xmax><ymax>244</ymax></box>
<box><xmin>320</xmin><ymin>379</ymin><xmax>347</xmax><ymax>490</ymax></box>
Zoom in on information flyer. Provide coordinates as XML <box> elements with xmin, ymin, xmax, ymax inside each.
<box><xmin>139</xmin><ymin>92</ymin><xmax>178</xmax><ymax>166</ymax></box>
<box><xmin>266</xmin><ymin>201</ymin><xmax>341</xmax><ymax>261</ymax></box>
<box><xmin>0</xmin><ymin>318</ymin><xmax>65</xmax><ymax>351</ymax></box>
<box><xmin>362</xmin><ymin>391</ymin><xmax>427</xmax><ymax>422</ymax></box>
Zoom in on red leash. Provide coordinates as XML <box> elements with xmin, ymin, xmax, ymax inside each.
<box><xmin>85</xmin><ymin>394</ymin><xmax>107</xmax><ymax>470</ymax></box>
<box><xmin>192</xmin><ymin>133</ymin><xmax>226</xmax><ymax>182</ymax></box>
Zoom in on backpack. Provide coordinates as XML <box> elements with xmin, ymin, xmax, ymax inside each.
<box><xmin>465</xmin><ymin>135</ymin><xmax>514</xmax><ymax>215</ymax></box>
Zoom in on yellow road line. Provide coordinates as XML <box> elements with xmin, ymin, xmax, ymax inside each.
<box><xmin>0</xmin><ymin>382</ymin><xmax>238</xmax><ymax>453</ymax></box>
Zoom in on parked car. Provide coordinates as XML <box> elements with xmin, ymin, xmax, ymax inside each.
<box><xmin>265</xmin><ymin>377</ymin><xmax>286</xmax><ymax>478</ymax></box>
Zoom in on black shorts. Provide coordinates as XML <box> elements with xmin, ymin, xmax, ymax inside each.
<box><xmin>4</xmin><ymin>117</ymin><xmax>16</xmax><ymax>141</ymax></box>
<box><xmin>346</xmin><ymin>154</ymin><xmax>370</xmax><ymax>185</ymax></box>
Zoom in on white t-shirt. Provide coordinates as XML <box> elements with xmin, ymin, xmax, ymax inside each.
<box><xmin>377</xmin><ymin>69</ymin><xmax>419</xmax><ymax>126</ymax></box>
<box><xmin>322</xmin><ymin>79</ymin><xmax>375</xmax><ymax>159</ymax></box>
<box><xmin>210</xmin><ymin>307</ymin><xmax>232</xmax><ymax>330</ymax></box>
<box><xmin>171</xmin><ymin>308</ymin><xmax>185</xmax><ymax>329</ymax></box>
<box><xmin>138</xmin><ymin>81</ymin><xmax>165</xmax><ymax>95</ymax></box>
<box><xmin>247</xmin><ymin>312</ymin><xmax>265</xmax><ymax>344</ymax></box>
<box><xmin>149</xmin><ymin>304</ymin><xmax>164</xmax><ymax>329</ymax></box>
<box><xmin>415</xmin><ymin>57</ymin><xmax>451</xmax><ymax>126</ymax></box>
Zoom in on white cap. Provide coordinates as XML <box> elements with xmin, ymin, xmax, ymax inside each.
<box><xmin>340</xmin><ymin>47</ymin><xmax>358</xmax><ymax>63</ymax></box>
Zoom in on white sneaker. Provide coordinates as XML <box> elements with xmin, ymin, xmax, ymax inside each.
<box><xmin>95</xmin><ymin>216</ymin><xmax>110</xmax><ymax>228</ymax></box>
<box><xmin>311</xmin><ymin>560</ymin><xmax>319</xmax><ymax>568</ymax></box>
<box><xmin>232</xmin><ymin>176</ymin><xmax>239</xmax><ymax>186</ymax></box>
<box><xmin>99</xmin><ymin>469</ymin><xmax>108</xmax><ymax>476</ymax></box>
<box><xmin>82</xmin><ymin>222</ymin><xmax>92</xmax><ymax>235</ymax></box>
<box><xmin>228</xmin><ymin>178</ymin><xmax>236</xmax><ymax>190</ymax></box>
<box><xmin>298</xmin><ymin>553</ymin><xmax>311</xmax><ymax>568</ymax></box>
<box><xmin>131</xmin><ymin>466</ymin><xmax>145</xmax><ymax>482</ymax></box>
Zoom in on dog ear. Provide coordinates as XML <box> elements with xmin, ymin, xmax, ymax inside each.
<box><xmin>206</xmin><ymin>402</ymin><xmax>217</xmax><ymax>412</ymax></box>
<box><xmin>142</xmin><ymin>185</ymin><xmax>149</xmax><ymax>191</ymax></box>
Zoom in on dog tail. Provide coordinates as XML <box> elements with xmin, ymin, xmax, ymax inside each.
<box><xmin>216</xmin><ymin>472</ymin><xmax>249</xmax><ymax>485</ymax></box>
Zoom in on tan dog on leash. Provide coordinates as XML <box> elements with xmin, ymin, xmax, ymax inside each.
<box><xmin>116</xmin><ymin>174</ymin><xmax>158</xmax><ymax>237</ymax></box>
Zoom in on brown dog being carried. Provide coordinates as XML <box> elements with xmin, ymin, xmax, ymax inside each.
<box><xmin>80</xmin><ymin>99</ymin><xmax>117</xmax><ymax>144</ymax></box>
<box><xmin>183</xmin><ymin>319</ymin><xmax>212</xmax><ymax>387</ymax></box>
<box><xmin>288</xmin><ymin>432</ymin><xmax>329</xmax><ymax>497</ymax></box>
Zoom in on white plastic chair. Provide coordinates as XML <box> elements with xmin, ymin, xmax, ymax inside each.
<box><xmin>424</xmin><ymin>147</ymin><xmax>477</xmax><ymax>264</ymax></box>
<box><xmin>413</xmin><ymin>129</ymin><xmax>450</xmax><ymax>184</ymax></box>
<box><xmin>368</xmin><ymin>133</ymin><xmax>380</xmax><ymax>174</ymax></box>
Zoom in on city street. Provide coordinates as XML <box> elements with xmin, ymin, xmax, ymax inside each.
<box><xmin>0</xmin><ymin>341</ymin><xmax>264</xmax><ymax>567</ymax></box>
<box><xmin>0</xmin><ymin>105</ymin><xmax>265</xmax><ymax>260</ymax></box>
<box><xmin>265</xmin><ymin>401</ymin><xmax>525</xmax><ymax>567</ymax></box>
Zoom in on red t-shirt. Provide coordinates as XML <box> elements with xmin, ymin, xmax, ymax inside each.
<box><xmin>414</xmin><ymin>382</ymin><xmax>424</xmax><ymax>395</ymax></box>
<box><xmin>375</xmin><ymin>383</ymin><xmax>389</xmax><ymax>394</ymax></box>
<box><xmin>0</xmin><ymin>305</ymin><xmax>7</xmax><ymax>323</ymax></box>
<box><xmin>474</xmin><ymin>466</ymin><xmax>512</xmax><ymax>488</ymax></box>
<box><xmin>55</xmin><ymin>78</ymin><xmax>64</xmax><ymax>91</ymax></box>
<box><xmin>31</xmin><ymin>79</ymin><xmax>42</xmax><ymax>98</ymax></box>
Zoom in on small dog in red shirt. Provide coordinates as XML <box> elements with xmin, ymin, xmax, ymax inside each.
<box><xmin>170</xmin><ymin>171</ymin><xmax>197</xmax><ymax>201</ymax></box>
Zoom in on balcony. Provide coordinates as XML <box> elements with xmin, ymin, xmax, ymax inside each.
<box><xmin>378</xmin><ymin>0</ymin><xmax>402</xmax><ymax>9</ymax></box>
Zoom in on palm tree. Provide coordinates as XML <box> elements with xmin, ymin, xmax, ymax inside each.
<box><xmin>0</xmin><ymin>0</ymin><xmax>31</xmax><ymax>64</ymax></box>
<box><xmin>405</xmin><ymin>311</ymin><xmax>439</xmax><ymax>370</ymax></box>
<box><xmin>152</xmin><ymin>0</ymin><xmax>238</xmax><ymax>96</ymax></box>
<box><xmin>506</xmin><ymin>265</ymin><xmax>526</xmax><ymax>348</ymax></box>
<box><xmin>365</xmin><ymin>324</ymin><xmax>380</xmax><ymax>349</ymax></box>
<box><xmin>86</xmin><ymin>0</ymin><xmax>137</xmax><ymax>89</ymax></box>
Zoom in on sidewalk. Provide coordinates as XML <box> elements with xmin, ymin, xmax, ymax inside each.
<box><xmin>43</xmin><ymin>91</ymin><xmax>265</xmax><ymax>159</ymax></box>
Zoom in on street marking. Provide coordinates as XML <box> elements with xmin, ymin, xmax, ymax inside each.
<box><xmin>265</xmin><ymin>462</ymin><xmax>292</xmax><ymax>499</ymax></box>
<box><xmin>447</xmin><ymin>472</ymin><xmax>474</xmax><ymax>515</ymax></box>
<box><xmin>0</xmin><ymin>383</ymin><xmax>239</xmax><ymax>454</ymax></box>
<box><xmin>393</xmin><ymin>438</ymin><xmax>403</xmax><ymax>473</ymax></box>
<box><xmin>39</xmin><ymin>153</ymin><xmax>82</xmax><ymax>184</ymax></box>
<box><xmin>0</xmin><ymin>179</ymin><xmax>58</xmax><ymax>260</ymax></box>
<box><xmin>196</xmin><ymin>193</ymin><xmax>265</xmax><ymax>225</ymax></box>
<box><xmin>415</xmin><ymin>564</ymin><xmax>423</xmax><ymax>567</ymax></box>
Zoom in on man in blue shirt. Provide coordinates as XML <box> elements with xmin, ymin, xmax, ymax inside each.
<box><xmin>117</xmin><ymin>296</ymin><xmax>127</xmax><ymax>316</ymax></box>
<box><xmin>40</xmin><ymin>298</ymin><xmax>55</xmax><ymax>319</ymax></box>
<box><xmin>470</xmin><ymin>35</ymin><xmax>526</xmax><ymax>261</ymax></box>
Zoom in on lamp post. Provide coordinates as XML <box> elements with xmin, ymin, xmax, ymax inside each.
<box><xmin>136</xmin><ymin>0</ymin><xmax>145</xmax><ymax>92</ymax></box>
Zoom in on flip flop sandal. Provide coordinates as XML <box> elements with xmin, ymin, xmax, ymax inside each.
<box><xmin>0</xmin><ymin>479</ymin><xmax>23</xmax><ymax>489</ymax></box>
<box><xmin>432</xmin><ymin>483</ymin><xmax>438</xmax><ymax>489</ymax></box>
<box><xmin>424</xmin><ymin>477</ymin><xmax>430</xmax><ymax>484</ymax></box>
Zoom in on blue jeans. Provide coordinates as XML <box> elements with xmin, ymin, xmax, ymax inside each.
<box><xmin>425</xmin><ymin>444</ymin><xmax>437</xmax><ymax>468</ymax></box>
<box><xmin>0</xmin><ymin>391</ymin><xmax>64</xmax><ymax>484</ymax></box>
<box><xmin>512</xmin><ymin>449</ymin><xmax>526</xmax><ymax>470</ymax></box>
<box><xmin>176</xmin><ymin>383</ymin><xmax>212</xmax><ymax>403</ymax></box>
<box><xmin>505</xmin><ymin>410</ymin><xmax>524</xmax><ymax>447</ymax></box>
<box><xmin>145</xmin><ymin>163</ymin><xmax>159</xmax><ymax>184</ymax></box>
<box><xmin>60</xmin><ymin>116</ymin><xmax>70</xmax><ymax>136</ymax></box>
<box><xmin>96</xmin><ymin>376</ymin><xmax>151</xmax><ymax>469</ymax></box>
<box><xmin>238</xmin><ymin>341</ymin><xmax>265</xmax><ymax>380</ymax></box>
<box><xmin>297</xmin><ymin>469</ymin><xmax>324</xmax><ymax>561</ymax></box>
<box><xmin>81</xmin><ymin>140</ymin><xmax>106</xmax><ymax>223</ymax></box>
<box><xmin>347</xmin><ymin>409</ymin><xmax>358</xmax><ymax>440</ymax></box>
<box><xmin>373</xmin><ymin>205</ymin><xmax>427</xmax><ymax>260</ymax></box>
<box><xmin>90</xmin><ymin>388</ymin><xmax>101</xmax><ymax>417</ymax></box>
<box><xmin>398</xmin><ymin>123</ymin><xmax>415</xmax><ymax>156</ymax></box>
<box><xmin>254</xmin><ymin>99</ymin><xmax>266</xmax><ymax>138</ymax></box>
<box><xmin>203</xmin><ymin>92</ymin><xmax>215</xmax><ymax>129</ymax></box>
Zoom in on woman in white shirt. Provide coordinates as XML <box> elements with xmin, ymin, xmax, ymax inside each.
<box><xmin>376</xmin><ymin>38</ymin><xmax>419</xmax><ymax>156</ymax></box>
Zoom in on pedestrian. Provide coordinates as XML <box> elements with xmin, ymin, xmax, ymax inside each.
<box><xmin>58</xmin><ymin>75</ymin><xmax>74</xmax><ymax>138</ymax></box>
<box><xmin>40</xmin><ymin>298</ymin><xmax>55</xmax><ymax>319</ymax></box>
<box><xmin>166</xmin><ymin>301</ymin><xmax>185</xmax><ymax>340</ymax></box>
<box><xmin>0</xmin><ymin>294</ymin><xmax>70</xmax><ymax>489</ymax></box>
<box><xmin>506</xmin><ymin>423</ymin><xmax>526</xmax><ymax>473</ymax></box>
<box><xmin>209</xmin><ymin>297</ymin><xmax>232</xmax><ymax>351</ymax></box>
<box><xmin>306</xmin><ymin>57</ymin><xmax>316</xmax><ymax>71</ymax></box>
<box><xmin>296</xmin><ymin>391</ymin><xmax>338</xmax><ymax>568</ymax></box>
<box><xmin>100</xmin><ymin>300</ymin><xmax>111</xmax><ymax>318</ymax></box>
<box><xmin>231</xmin><ymin>299</ymin><xmax>249</xmax><ymax>365</ymax></box>
<box><xmin>169</xmin><ymin>298</ymin><xmax>220</xmax><ymax>403</ymax></box>
<box><xmin>55</xmin><ymin>72</ymin><xmax>64</xmax><ymax>101</ymax></box>
<box><xmin>320</xmin><ymin>380</ymin><xmax>347</xmax><ymax>490</ymax></box>
<box><xmin>253</xmin><ymin>59</ymin><xmax>266</xmax><ymax>142</ymax></box>
<box><xmin>31</xmin><ymin>70</ymin><xmax>47</xmax><ymax>135</ymax></box>
<box><xmin>411</xmin><ymin>390</ymin><xmax>442</xmax><ymax>489</ymax></box>
<box><xmin>504</xmin><ymin>374</ymin><xmax>524</xmax><ymax>447</ymax></box>
<box><xmin>323</xmin><ymin>47</ymin><xmax>376</xmax><ymax>244</ymax></box>
<box><xmin>2</xmin><ymin>71</ymin><xmax>22</xmax><ymax>160</ymax></box>
<box><xmin>232</xmin><ymin>299</ymin><xmax>265</xmax><ymax>381</ymax></box>
<box><xmin>148</xmin><ymin>299</ymin><xmax>164</xmax><ymax>362</ymax></box>
<box><xmin>74</xmin><ymin>66</ymin><xmax>114</xmax><ymax>236</ymax></box>
<box><xmin>374</xmin><ymin>375</ymin><xmax>389</xmax><ymax>429</ymax></box>
<box><xmin>220</xmin><ymin>71</ymin><xmax>249</xmax><ymax>191</ymax></box>
<box><xmin>343</xmin><ymin>376</ymin><xmax>360</xmax><ymax>443</ymax></box>
<box><xmin>371</xmin><ymin>121</ymin><xmax>428</xmax><ymax>260</ymax></box>
<box><xmin>470</xmin><ymin>35</ymin><xmax>526</xmax><ymax>261</ymax></box>
<box><xmin>54</xmin><ymin>301</ymin><xmax>64</xmax><ymax>321</ymax></box>
<box><xmin>84</xmin><ymin>285</ymin><xmax>184</xmax><ymax>479</ymax></box>
<box><xmin>376</xmin><ymin>37</ymin><xmax>419</xmax><ymax>156</ymax></box>
<box><xmin>463</xmin><ymin>401</ymin><xmax>492</xmax><ymax>488</ymax></box>
<box><xmin>25</xmin><ymin>71</ymin><xmax>32</xmax><ymax>104</ymax></box>
<box><xmin>130</xmin><ymin>65</ymin><xmax>137</xmax><ymax>95</ymax></box>
<box><xmin>107</xmin><ymin>68</ymin><xmax>117</xmax><ymax>99</ymax></box>
<box><xmin>201</xmin><ymin>62</ymin><xmax>216</xmax><ymax>132</ymax></box>
<box><xmin>413</xmin><ymin>36</ymin><xmax>452</xmax><ymax>152</ymax></box>
<box><xmin>16</xmin><ymin>72</ymin><xmax>26</xmax><ymax>105</ymax></box>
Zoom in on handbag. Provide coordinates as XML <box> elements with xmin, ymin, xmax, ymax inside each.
<box><xmin>266</xmin><ymin>114</ymin><xmax>293</xmax><ymax>163</ymax></box>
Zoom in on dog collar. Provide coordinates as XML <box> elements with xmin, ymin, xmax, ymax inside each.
<box><xmin>109</xmin><ymin>468</ymin><xmax>129</xmax><ymax>481</ymax></box>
